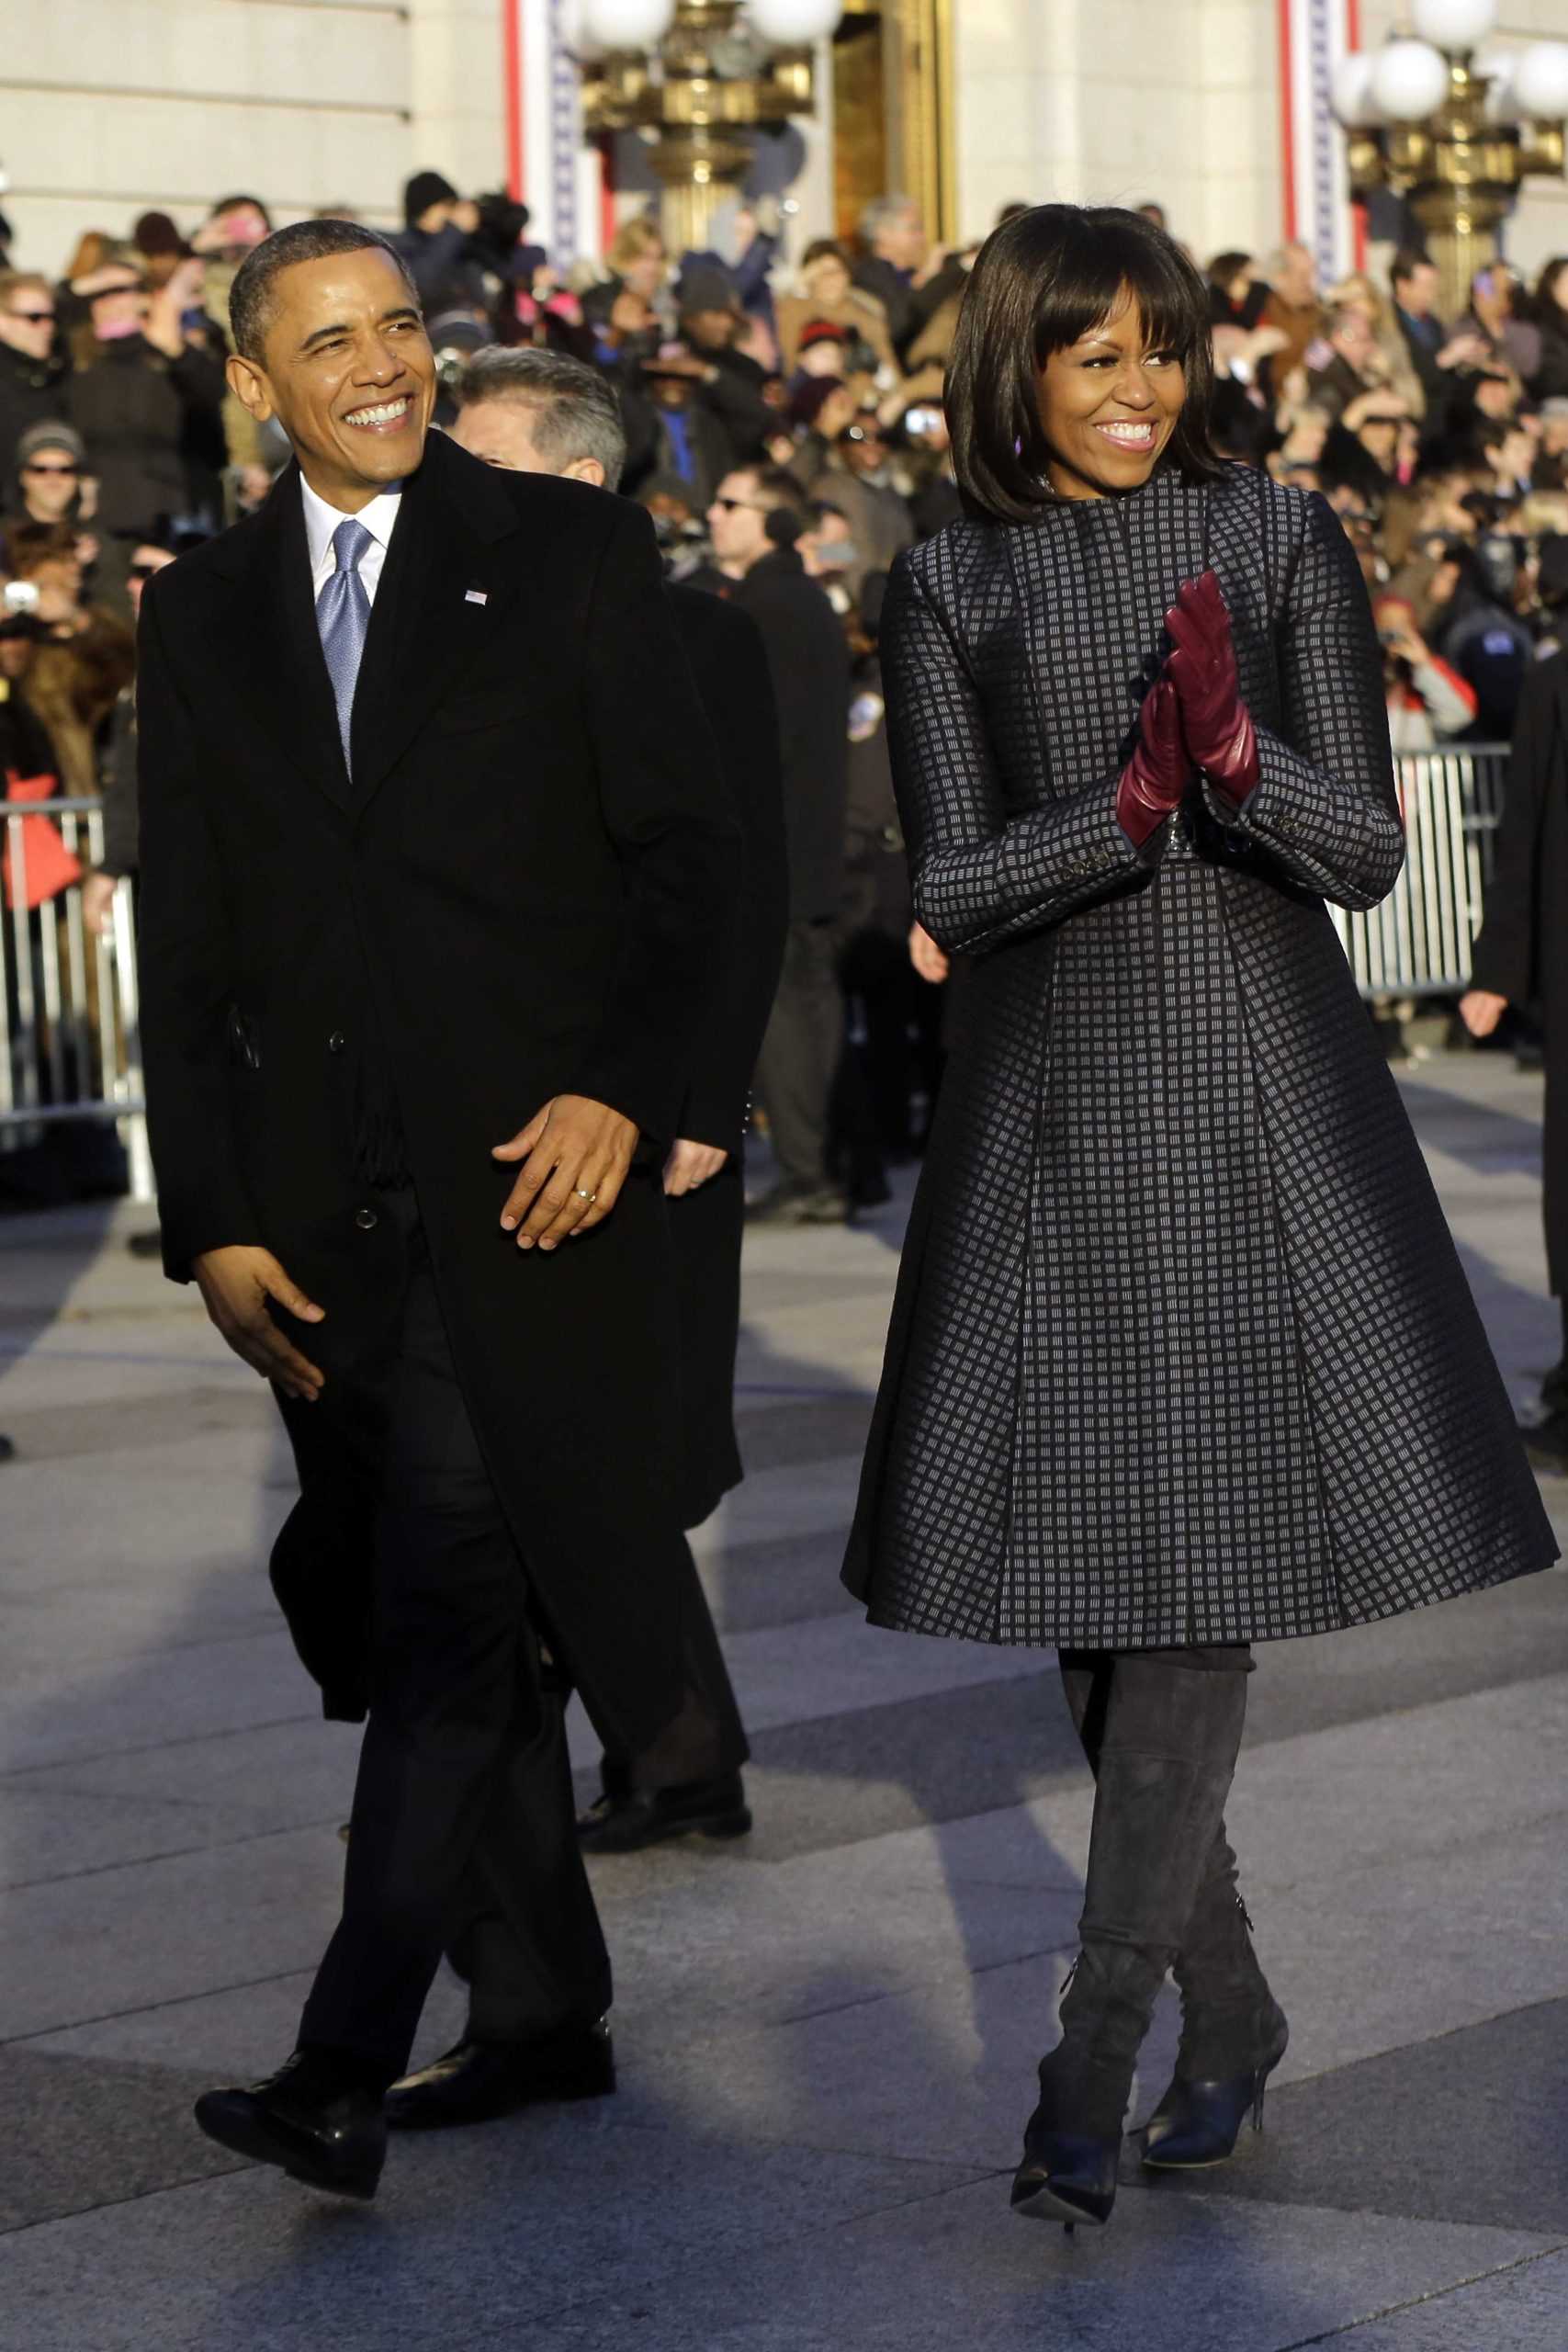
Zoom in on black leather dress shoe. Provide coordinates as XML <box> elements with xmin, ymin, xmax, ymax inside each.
<box><xmin>577</xmin><ymin>1771</ymin><xmax>751</xmax><ymax>1854</ymax></box>
<box><xmin>194</xmin><ymin>2050</ymin><xmax>386</xmax><ymax>2199</ymax></box>
<box><xmin>386</xmin><ymin>2018</ymin><xmax>615</xmax><ymax>2130</ymax></box>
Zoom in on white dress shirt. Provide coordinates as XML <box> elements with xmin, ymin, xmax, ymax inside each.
<box><xmin>301</xmin><ymin>475</ymin><xmax>404</xmax><ymax>607</ymax></box>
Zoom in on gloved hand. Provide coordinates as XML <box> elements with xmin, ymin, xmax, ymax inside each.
<box><xmin>1164</xmin><ymin>570</ymin><xmax>1259</xmax><ymax>804</ymax></box>
<box><xmin>1116</xmin><ymin>674</ymin><xmax>1191</xmax><ymax>847</ymax></box>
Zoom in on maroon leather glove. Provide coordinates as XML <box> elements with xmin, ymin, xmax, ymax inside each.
<box><xmin>1164</xmin><ymin>570</ymin><xmax>1259</xmax><ymax>804</ymax></box>
<box><xmin>1115</xmin><ymin>675</ymin><xmax>1191</xmax><ymax>847</ymax></box>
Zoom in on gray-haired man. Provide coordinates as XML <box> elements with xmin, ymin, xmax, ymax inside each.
<box><xmin>382</xmin><ymin>349</ymin><xmax>790</xmax><ymax>2129</ymax></box>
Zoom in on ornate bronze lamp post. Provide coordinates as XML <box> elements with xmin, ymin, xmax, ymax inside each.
<box><xmin>1334</xmin><ymin>0</ymin><xmax>1568</xmax><ymax>319</ymax></box>
<box><xmin>578</xmin><ymin>0</ymin><xmax>843</xmax><ymax>253</ymax></box>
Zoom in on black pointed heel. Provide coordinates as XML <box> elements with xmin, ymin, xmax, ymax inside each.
<box><xmin>1011</xmin><ymin>1993</ymin><xmax>1127</xmax><ymax>2233</ymax></box>
<box><xmin>1141</xmin><ymin>2006</ymin><xmax>1289</xmax><ymax>2170</ymax></box>
<box><xmin>1010</xmin><ymin>2124</ymin><xmax>1120</xmax><ymax>2232</ymax></box>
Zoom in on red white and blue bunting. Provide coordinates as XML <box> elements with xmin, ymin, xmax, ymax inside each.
<box><xmin>1279</xmin><ymin>0</ymin><xmax>1365</xmax><ymax>278</ymax></box>
<box><xmin>502</xmin><ymin>0</ymin><xmax>602</xmax><ymax>264</ymax></box>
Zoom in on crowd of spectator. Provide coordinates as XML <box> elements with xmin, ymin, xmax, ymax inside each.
<box><xmin>1207</xmin><ymin>239</ymin><xmax>1568</xmax><ymax>748</ymax></box>
<box><xmin>3</xmin><ymin>176</ymin><xmax>1567</xmax><ymax>1218</ymax></box>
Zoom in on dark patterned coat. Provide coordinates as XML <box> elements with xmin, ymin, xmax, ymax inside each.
<box><xmin>843</xmin><ymin>463</ymin><xmax>1555</xmax><ymax>1648</ymax></box>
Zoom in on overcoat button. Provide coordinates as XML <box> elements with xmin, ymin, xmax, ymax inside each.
<box><xmin>328</xmin><ymin>1032</ymin><xmax>346</xmax><ymax>1054</ymax></box>
<box><xmin>355</xmin><ymin>1207</ymin><xmax>378</xmax><ymax>1230</ymax></box>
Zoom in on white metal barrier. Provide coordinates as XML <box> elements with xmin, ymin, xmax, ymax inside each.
<box><xmin>1329</xmin><ymin>745</ymin><xmax>1510</xmax><ymax>1000</ymax></box>
<box><xmin>1</xmin><ymin>797</ymin><xmax>152</xmax><ymax>1200</ymax></box>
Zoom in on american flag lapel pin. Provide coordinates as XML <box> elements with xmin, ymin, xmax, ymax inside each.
<box><xmin>465</xmin><ymin>587</ymin><xmax>488</xmax><ymax>605</ymax></box>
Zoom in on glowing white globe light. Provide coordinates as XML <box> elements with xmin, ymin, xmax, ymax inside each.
<box><xmin>745</xmin><ymin>0</ymin><xmax>845</xmax><ymax>40</ymax></box>
<box><xmin>1410</xmin><ymin>0</ymin><xmax>1497</xmax><ymax>51</ymax></box>
<box><xmin>1371</xmin><ymin>39</ymin><xmax>1451</xmax><ymax>121</ymax></box>
<box><xmin>1332</xmin><ymin>53</ymin><xmax>1382</xmax><ymax>128</ymax></box>
<box><xmin>1513</xmin><ymin>41</ymin><xmax>1568</xmax><ymax>119</ymax></box>
<box><xmin>580</xmin><ymin>0</ymin><xmax>676</xmax><ymax>48</ymax></box>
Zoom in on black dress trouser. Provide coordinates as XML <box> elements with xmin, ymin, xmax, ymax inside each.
<box><xmin>298</xmin><ymin>1200</ymin><xmax>610</xmax><ymax>2086</ymax></box>
<box><xmin>594</xmin><ymin>1530</ymin><xmax>749</xmax><ymax>1799</ymax></box>
<box><xmin>756</xmin><ymin>914</ymin><xmax>842</xmax><ymax>1193</ymax></box>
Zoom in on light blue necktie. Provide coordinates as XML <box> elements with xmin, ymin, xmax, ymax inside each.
<box><xmin>315</xmin><ymin>515</ymin><xmax>374</xmax><ymax>773</ymax></box>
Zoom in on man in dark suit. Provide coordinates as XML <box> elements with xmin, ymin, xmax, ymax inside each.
<box><xmin>707</xmin><ymin>465</ymin><xmax>852</xmax><ymax>1224</ymax></box>
<box><xmin>135</xmin><ymin>220</ymin><xmax>738</xmax><ymax>2199</ymax></box>
<box><xmin>1391</xmin><ymin>248</ymin><xmax>1486</xmax><ymax>454</ymax></box>
<box><xmin>447</xmin><ymin>345</ymin><xmax>788</xmax><ymax>1875</ymax></box>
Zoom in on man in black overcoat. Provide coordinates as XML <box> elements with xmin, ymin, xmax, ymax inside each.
<box><xmin>445</xmin><ymin>347</ymin><xmax>790</xmax><ymax>1878</ymax></box>
<box><xmin>134</xmin><ymin>221</ymin><xmax>738</xmax><ymax>2199</ymax></box>
<box><xmin>265</xmin><ymin>356</ymin><xmax>784</xmax><ymax>1931</ymax></box>
<box><xmin>708</xmin><ymin>465</ymin><xmax>852</xmax><ymax>1223</ymax></box>
<box><xmin>1462</xmin><ymin>646</ymin><xmax>1568</xmax><ymax>1458</ymax></box>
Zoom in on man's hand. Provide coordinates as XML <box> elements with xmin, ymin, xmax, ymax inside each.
<box><xmin>82</xmin><ymin>871</ymin><xmax>118</xmax><ymax>937</ymax></box>
<box><xmin>192</xmin><ymin>1245</ymin><xmax>326</xmax><ymax>1401</ymax></box>
<box><xmin>492</xmin><ymin>1095</ymin><xmax>638</xmax><ymax>1251</ymax></box>
<box><xmin>663</xmin><ymin>1139</ymin><xmax>728</xmax><ymax>1197</ymax></box>
<box><xmin>1459</xmin><ymin>989</ymin><xmax>1508</xmax><ymax>1039</ymax></box>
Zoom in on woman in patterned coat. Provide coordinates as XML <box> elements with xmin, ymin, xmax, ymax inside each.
<box><xmin>841</xmin><ymin>207</ymin><xmax>1555</xmax><ymax>2233</ymax></box>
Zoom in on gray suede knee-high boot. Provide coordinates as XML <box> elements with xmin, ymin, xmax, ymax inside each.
<box><xmin>1057</xmin><ymin>1652</ymin><xmax>1288</xmax><ymax>2168</ymax></box>
<box><xmin>1012</xmin><ymin>1657</ymin><xmax>1248</xmax><ymax>2230</ymax></box>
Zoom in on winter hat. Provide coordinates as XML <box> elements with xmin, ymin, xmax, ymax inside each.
<box><xmin>17</xmin><ymin>421</ymin><xmax>87</xmax><ymax>469</ymax></box>
<box><xmin>404</xmin><ymin>170</ymin><xmax>458</xmax><ymax>226</ymax></box>
<box><xmin>677</xmin><ymin>266</ymin><xmax>739</xmax><ymax>320</ymax></box>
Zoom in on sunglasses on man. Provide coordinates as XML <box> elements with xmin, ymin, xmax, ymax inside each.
<box><xmin>711</xmin><ymin>496</ymin><xmax>769</xmax><ymax>514</ymax></box>
<box><xmin>23</xmin><ymin>460</ymin><xmax>80</xmax><ymax>478</ymax></box>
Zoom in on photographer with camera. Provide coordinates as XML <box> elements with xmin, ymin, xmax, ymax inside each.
<box><xmin>786</xmin><ymin>385</ymin><xmax>913</xmax><ymax>594</ymax></box>
<box><xmin>1438</xmin><ymin>535</ymin><xmax>1536</xmax><ymax>741</ymax></box>
<box><xmin>1373</xmin><ymin>590</ymin><xmax>1477</xmax><ymax>750</ymax></box>
<box><xmin>389</xmin><ymin>172</ymin><xmax>489</xmax><ymax>318</ymax></box>
<box><xmin>0</xmin><ymin>517</ymin><xmax>133</xmax><ymax>794</ymax></box>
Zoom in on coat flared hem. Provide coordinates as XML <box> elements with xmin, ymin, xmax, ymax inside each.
<box><xmin>859</xmin><ymin>1542</ymin><xmax>1558</xmax><ymax>1650</ymax></box>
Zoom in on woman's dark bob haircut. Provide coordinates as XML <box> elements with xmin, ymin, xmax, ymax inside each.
<box><xmin>947</xmin><ymin>203</ymin><xmax>1224</xmax><ymax>525</ymax></box>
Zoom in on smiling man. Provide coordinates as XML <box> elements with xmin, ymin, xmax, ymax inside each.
<box><xmin>134</xmin><ymin>220</ymin><xmax>739</xmax><ymax>2199</ymax></box>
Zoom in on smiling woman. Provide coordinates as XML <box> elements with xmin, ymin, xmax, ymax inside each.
<box><xmin>946</xmin><ymin>203</ymin><xmax>1222</xmax><ymax>521</ymax></box>
<box><xmin>843</xmin><ymin>199</ymin><xmax>1556</xmax><ymax>2237</ymax></box>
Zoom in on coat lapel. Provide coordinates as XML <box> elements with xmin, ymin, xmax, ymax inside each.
<box><xmin>345</xmin><ymin>432</ymin><xmax>525</xmax><ymax>819</ymax></box>
<box><xmin>209</xmin><ymin>466</ymin><xmax>354</xmax><ymax>813</ymax></box>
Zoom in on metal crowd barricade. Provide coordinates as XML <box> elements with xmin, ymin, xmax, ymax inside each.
<box><xmin>1330</xmin><ymin>744</ymin><xmax>1510</xmax><ymax>999</ymax></box>
<box><xmin>1</xmin><ymin>797</ymin><xmax>152</xmax><ymax>1199</ymax></box>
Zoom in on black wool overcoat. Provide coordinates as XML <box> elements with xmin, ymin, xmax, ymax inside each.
<box><xmin>728</xmin><ymin>546</ymin><xmax>852</xmax><ymax>921</ymax></box>
<box><xmin>844</xmin><ymin>464</ymin><xmax>1555</xmax><ymax>1649</ymax></box>
<box><xmin>136</xmin><ymin>434</ymin><xmax>739</xmax><ymax>1748</ymax></box>
<box><xmin>1470</xmin><ymin>650</ymin><xmax>1568</xmax><ymax>1291</ymax></box>
<box><xmin>665</xmin><ymin>583</ymin><xmax>788</xmax><ymax>1526</ymax></box>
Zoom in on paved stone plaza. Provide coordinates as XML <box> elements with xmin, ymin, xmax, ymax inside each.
<box><xmin>2</xmin><ymin>1053</ymin><xmax>1567</xmax><ymax>2350</ymax></box>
